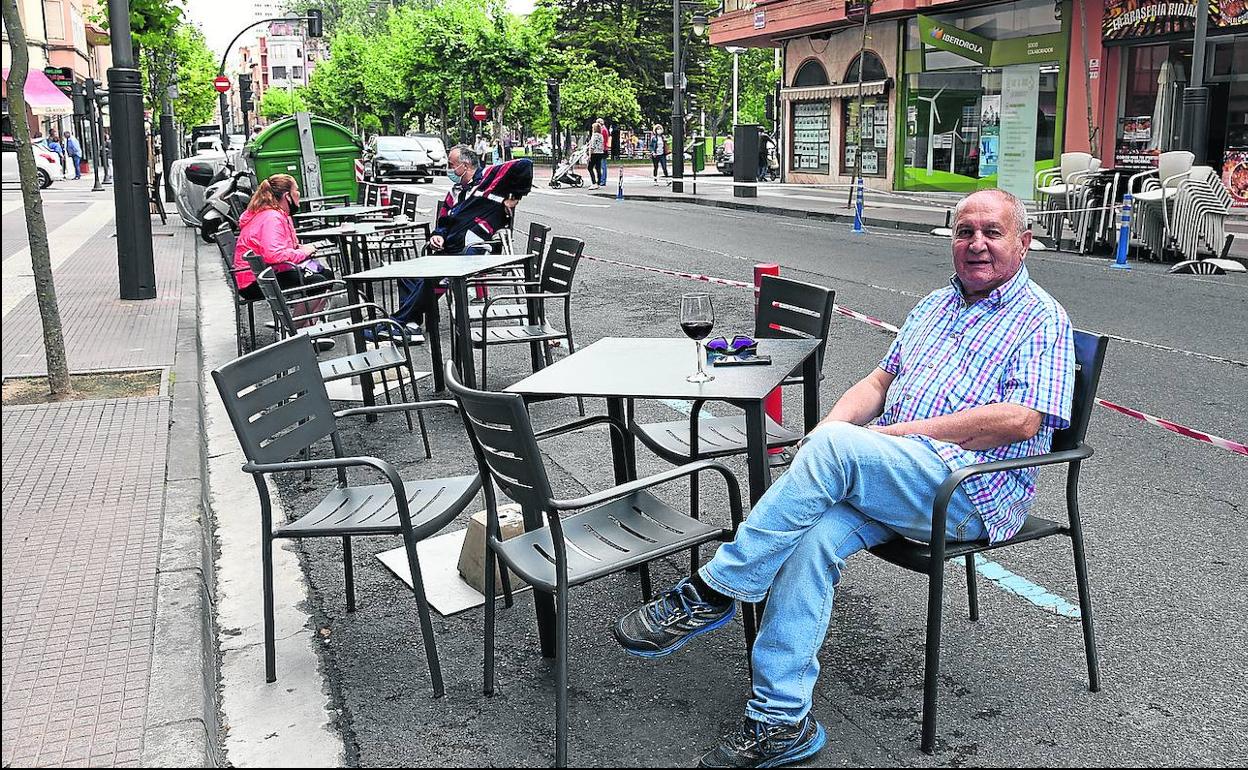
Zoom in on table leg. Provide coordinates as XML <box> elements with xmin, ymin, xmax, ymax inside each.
<box><xmin>524</xmin><ymin>253</ymin><xmax>542</xmax><ymax>372</ymax></box>
<box><xmin>743</xmin><ymin>402</ymin><xmax>772</xmax><ymax>507</ymax></box>
<box><xmin>451</xmin><ymin>277</ymin><xmax>475</xmax><ymax>388</ymax></box>
<box><xmin>605</xmin><ymin>397</ymin><xmax>636</xmax><ymax>484</ymax></box>
<box><xmin>426</xmin><ymin>286</ymin><xmax>446</xmax><ymax>392</ymax></box>
<box><xmin>346</xmin><ymin>281</ymin><xmax>377</xmax><ymax>421</ymax></box>
<box><xmin>803</xmin><ymin>353</ymin><xmax>821</xmax><ymax>432</ymax></box>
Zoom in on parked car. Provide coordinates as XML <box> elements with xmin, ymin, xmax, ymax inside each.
<box><xmin>2</xmin><ymin>135</ymin><xmax>64</xmax><ymax>189</ymax></box>
<box><xmin>408</xmin><ymin>133</ymin><xmax>449</xmax><ymax>174</ymax></box>
<box><xmin>364</xmin><ymin>135</ymin><xmax>436</xmax><ymax>183</ymax></box>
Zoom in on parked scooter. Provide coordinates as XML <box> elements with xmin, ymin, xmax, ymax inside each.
<box><xmin>198</xmin><ymin>163</ymin><xmax>254</xmax><ymax>242</ymax></box>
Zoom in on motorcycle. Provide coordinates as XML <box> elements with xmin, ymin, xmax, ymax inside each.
<box><xmin>198</xmin><ymin>163</ymin><xmax>254</xmax><ymax>243</ymax></box>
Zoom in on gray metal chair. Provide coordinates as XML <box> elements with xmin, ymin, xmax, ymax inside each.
<box><xmin>472</xmin><ymin>236</ymin><xmax>585</xmax><ymax>391</ymax></box>
<box><xmin>868</xmin><ymin>330</ymin><xmax>1109</xmax><ymax>754</ymax></box>
<box><xmin>446</xmin><ymin>364</ymin><xmax>745</xmax><ymax>768</ymax></box>
<box><xmin>254</xmin><ymin>265</ymin><xmax>432</xmax><ymax>450</ymax></box>
<box><xmin>214</xmin><ymin>229</ymin><xmax>259</xmax><ymax>355</ymax></box>
<box><xmin>463</xmin><ymin>221</ymin><xmax>552</xmax><ymax>326</ymax></box>
<box><xmin>210</xmin><ymin>335</ymin><xmax>481</xmax><ymax>696</ymax></box>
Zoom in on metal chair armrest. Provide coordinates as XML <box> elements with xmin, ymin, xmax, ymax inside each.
<box><xmin>290</xmin><ymin>301</ymin><xmax>387</xmax><ymax>324</ymax></box>
<box><xmin>533</xmin><ymin>415</ymin><xmax>627</xmax><ymax>444</ymax></box>
<box><xmin>926</xmin><ymin>445</ymin><xmax>1094</xmax><ymax>554</ymax></box>
<box><xmin>550</xmin><ymin>458</ymin><xmax>744</xmax><ymax>528</ymax></box>
<box><xmin>335</xmin><ymin>400</ymin><xmax>457</xmax><ymax>420</ymax></box>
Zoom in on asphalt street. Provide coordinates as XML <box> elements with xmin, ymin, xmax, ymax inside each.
<box><xmin>267</xmin><ymin>182</ymin><xmax>1246</xmax><ymax>767</ymax></box>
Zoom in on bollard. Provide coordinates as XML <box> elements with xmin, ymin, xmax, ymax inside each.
<box><xmin>616</xmin><ymin>167</ymin><xmax>624</xmax><ymax>200</ymax></box>
<box><xmin>380</xmin><ymin>184</ymin><xmax>390</xmax><ymax>207</ymax></box>
<box><xmin>1111</xmin><ymin>193</ymin><xmax>1132</xmax><ymax>270</ymax></box>
<box><xmin>754</xmin><ymin>264</ymin><xmax>784</xmax><ymax>454</ymax></box>
<box><xmin>851</xmin><ymin>176</ymin><xmax>866</xmax><ymax>234</ymax></box>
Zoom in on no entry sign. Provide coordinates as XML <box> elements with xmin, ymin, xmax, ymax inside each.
<box><xmin>213</xmin><ymin>76</ymin><xmax>231</xmax><ymax>93</ymax></box>
<box><xmin>471</xmin><ymin>104</ymin><xmax>489</xmax><ymax>121</ymax></box>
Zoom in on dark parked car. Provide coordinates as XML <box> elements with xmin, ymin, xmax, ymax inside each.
<box><xmin>364</xmin><ymin>135</ymin><xmax>436</xmax><ymax>183</ymax></box>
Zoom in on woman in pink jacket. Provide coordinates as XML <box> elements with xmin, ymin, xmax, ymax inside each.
<box><xmin>232</xmin><ymin>173</ymin><xmax>332</xmax><ymax>300</ymax></box>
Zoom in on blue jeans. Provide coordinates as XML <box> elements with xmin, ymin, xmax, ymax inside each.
<box><xmin>699</xmin><ymin>422</ymin><xmax>985</xmax><ymax>726</ymax></box>
<box><xmin>599</xmin><ymin>155</ymin><xmax>608</xmax><ymax>184</ymax></box>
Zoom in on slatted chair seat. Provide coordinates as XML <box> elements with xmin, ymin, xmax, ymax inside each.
<box><xmin>633</xmin><ymin>414</ymin><xmax>802</xmax><ymax>459</ymax></box>
<box><xmin>279</xmin><ymin>475</ymin><xmax>481</xmax><ymax>538</ymax></box>
<box><xmin>869</xmin><ymin>515</ymin><xmax>1065</xmax><ymax>572</ymax></box>
<box><xmin>470</xmin><ymin>321</ymin><xmax>565</xmax><ymax>345</ymax></box>
<box><xmin>1132</xmin><ymin>186</ymin><xmax>1178</xmax><ymax>203</ymax></box>
<box><xmin>318</xmin><ymin>346</ymin><xmax>431</xmax><ymax>383</ymax></box>
<box><xmin>497</xmin><ymin>490</ymin><xmax>727</xmax><ymax>590</ymax></box>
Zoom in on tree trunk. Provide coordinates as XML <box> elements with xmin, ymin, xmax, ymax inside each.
<box><xmin>2</xmin><ymin>0</ymin><xmax>74</xmax><ymax>399</ymax></box>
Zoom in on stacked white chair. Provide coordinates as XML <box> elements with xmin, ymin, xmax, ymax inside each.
<box><xmin>1034</xmin><ymin>152</ymin><xmax>1098</xmax><ymax>244</ymax></box>
<box><xmin>1168</xmin><ymin>166</ymin><xmax>1243</xmax><ymax>274</ymax></box>
<box><xmin>1127</xmin><ymin>150</ymin><xmax>1194</xmax><ymax>260</ymax></box>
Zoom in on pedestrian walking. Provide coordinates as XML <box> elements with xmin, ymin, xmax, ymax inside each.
<box><xmin>47</xmin><ymin>131</ymin><xmax>66</xmax><ymax>175</ymax></box>
<box><xmin>587</xmin><ymin>120</ymin><xmax>605</xmax><ymax>187</ymax></box>
<box><xmin>649</xmin><ymin>124</ymin><xmax>669</xmax><ymax>184</ymax></box>
<box><xmin>65</xmin><ymin>132</ymin><xmax>82</xmax><ymax>179</ymax></box>
<box><xmin>597</xmin><ymin>117</ymin><xmax>610</xmax><ymax>187</ymax></box>
<box><xmin>757</xmin><ymin>131</ymin><xmax>773</xmax><ymax>182</ymax></box>
<box><xmin>101</xmin><ymin>131</ymin><xmax>113</xmax><ymax>183</ymax></box>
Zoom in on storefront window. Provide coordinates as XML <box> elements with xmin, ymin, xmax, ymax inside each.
<box><xmin>841</xmin><ymin>53</ymin><xmax>890</xmax><ymax>177</ymax></box>
<box><xmin>792</xmin><ymin>102</ymin><xmax>831</xmax><ymax>173</ymax></box>
<box><xmin>899</xmin><ymin>0</ymin><xmax>1065</xmax><ymax>194</ymax></box>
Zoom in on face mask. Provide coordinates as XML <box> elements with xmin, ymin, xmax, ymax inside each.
<box><xmin>447</xmin><ymin>167</ymin><xmax>463</xmax><ymax>185</ymax></box>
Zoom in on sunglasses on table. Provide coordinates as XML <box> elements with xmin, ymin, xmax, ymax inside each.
<box><xmin>705</xmin><ymin>335</ymin><xmax>758</xmax><ymax>355</ymax></box>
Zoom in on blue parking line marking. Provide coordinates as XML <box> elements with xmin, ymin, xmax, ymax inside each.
<box><xmin>973</xmin><ymin>554</ymin><xmax>1081</xmax><ymax>618</ymax></box>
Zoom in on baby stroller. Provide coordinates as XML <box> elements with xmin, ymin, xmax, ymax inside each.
<box><xmin>549</xmin><ymin>145</ymin><xmax>589</xmax><ymax>188</ymax></box>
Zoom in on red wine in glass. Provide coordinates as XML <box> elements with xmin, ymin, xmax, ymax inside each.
<box><xmin>680</xmin><ymin>293</ymin><xmax>714</xmax><ymax>383</ymax></box>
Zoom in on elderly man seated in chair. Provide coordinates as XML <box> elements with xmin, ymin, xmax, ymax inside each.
<box><xmin>379</xmin><ymin>145</ymin><xmax>532</xmax><ymax>343</ymax></box>
<box><xmin>614</xmin><ymin>188</ymin><xmax>1075</xmax><ymax>769</ymax></box>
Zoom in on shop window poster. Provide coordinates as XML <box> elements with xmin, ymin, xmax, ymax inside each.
<box><xmin>979</xmin><ymin>95</ymin><xmax>1000</xmax><ymax>178</ymax></box>
<box><xmin>1224</xmin><ymin>149</ymin><xmax>1248</xmax><ymax>207</ymax></box>
<box><xmin>998</xmin><ymin>64</ymin><xmax>1040</xmax><ymax>201</ymax></box>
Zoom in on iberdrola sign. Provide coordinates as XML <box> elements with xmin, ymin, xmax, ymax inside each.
<box><xmin>917</xmin><ymin>14</ymin><xmax>993</xmax><ymax>65</ymax></box>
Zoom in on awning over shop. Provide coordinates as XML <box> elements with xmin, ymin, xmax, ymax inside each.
<box><xmin>780</xmin><ymin>79</ymin><xmax>889</xmax><ymax>101</ymax></box>
<box><xmin>1</xmin><ymin>68</ymin><xmax>74</xmax><ymax>116</ymax></box>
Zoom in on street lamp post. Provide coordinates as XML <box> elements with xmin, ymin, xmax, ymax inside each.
<box><xmin>107</xmin><ymin>0</ymin><xmax>156</xmax><ymax>300</ymax></box>
<box><xmin>218</xmin><ymin>11</ymin><xmax>322</xmax><ymax>146</ymax></box>
<box><xmin>671</xmin><ymin>2</ymin><xmax>708</xmax><ymax>194</ymax></box>
<box><xmin>726</xmin><ymin>45</ymin><xmax>746</xmax><ymax>125</ymax></box>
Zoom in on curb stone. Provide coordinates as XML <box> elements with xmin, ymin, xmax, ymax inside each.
<box><xmin>141</xmin><ymin>232</ymin><xmax>222</xmax><ymax>767</ymax></box>
<box><xmin>589</xmin><ymin>191</ymin><xmax>943</xmax><ymax>233</ymax></box>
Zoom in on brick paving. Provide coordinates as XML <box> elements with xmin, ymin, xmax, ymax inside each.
<box><xmin>0</xmin><ymin>223</ymin><xmax>185</xmax><ymax>377</ymax></box>
<box><xmin>1</xmin><ymin>397</ymin><xmax>170</xmax><ymax>767</ymax></box>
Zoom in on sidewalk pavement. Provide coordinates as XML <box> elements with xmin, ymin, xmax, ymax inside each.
<box><xmin>1</xmin><ymin>176</ymin><xmax>217</xmax><ymax>767</ymax></box>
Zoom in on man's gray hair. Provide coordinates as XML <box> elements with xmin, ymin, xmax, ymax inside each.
<box><xmin>450</xmin><ymin>144</ymin><xmax>480</xmax><ymax>169</ymax></box>
<box><xmin>952</xmin><ymin>188</ymin><xmax>1029</xmax><ymax>237</ymax></box>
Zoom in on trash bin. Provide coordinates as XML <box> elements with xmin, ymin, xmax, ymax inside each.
<box><xmin>247</xmin><ymin>113</ymin><xmax>362</xmax><ymax>202</ymax></box>
<box><xmin>691</xmin><ymin>138</ymin><xmax>706</xmax><ymax>173</ymax></box>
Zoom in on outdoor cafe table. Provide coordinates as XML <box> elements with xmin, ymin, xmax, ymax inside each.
<box><xmin>291</xmin><ymin>204</ymin><xmax>394</xmax><ymax>222</ymax></box>
<box><xmin>344</xmin><ymin>252</ymin><xmax>532</xmax><ymax>398</ymax></box>
<box><xmin>299</xmin><ymin>220</ymin><xmax>414</xmax><ymax>275</ymax></box>
<box><xmin>503</xmin><ymin>336</ymin><xmax>822</xmax><ymax>657</ymax></box>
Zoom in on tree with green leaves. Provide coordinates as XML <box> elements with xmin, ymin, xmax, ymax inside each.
<box><xmin>259</xmin><ymin>88</ymin><xmax>309</xmax><ymax>121</ymax></box>
<box><xmin>554</xmin><ymin>53</ymin><xmax>642</xmax><ymax>131</ymax></box>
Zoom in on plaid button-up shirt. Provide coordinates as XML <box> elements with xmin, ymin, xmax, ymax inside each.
<box><xmin>877</xmin><ymin>265</ymin><xmax>1075</xmax><ymax>543</ymax></box>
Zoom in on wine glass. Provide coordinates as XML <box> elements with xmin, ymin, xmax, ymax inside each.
<box><xmin>680</xmin><ymin>292</ymin><xmax>715</xmax><ymax>383</ymax></box>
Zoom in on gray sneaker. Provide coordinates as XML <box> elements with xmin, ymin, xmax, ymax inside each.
<box><xmin>698</xmin><ymin>716</ymin><xmax>827</xmax><ymax>768</ymax></box>
<box><xmin>613</xmin><ymin>579</ymin><xmax>734</xmax><ymax>658</ymax></box>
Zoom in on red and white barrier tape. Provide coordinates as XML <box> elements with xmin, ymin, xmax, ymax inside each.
<box><xmin>582</xmin><ymin>253</ymin><xmax>1247</xmax><ymax>458</ymax></box>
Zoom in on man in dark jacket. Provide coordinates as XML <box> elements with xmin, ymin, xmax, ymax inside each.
<box><xmin>382</xmin><ymin>146</ymin><xmax>532</xmax><ymax>341</ymax></box>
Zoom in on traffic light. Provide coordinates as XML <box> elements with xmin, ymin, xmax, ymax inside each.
<box><xmin>306</xmin><ymin>9</ymin><xmax>323</xmax><ymax>38</ymax></box>
<box><xmin>72</xmin><ymin>82</ymin><xmax>86</xmax><ymax>116</ymax></box>
<box><xmin>238</xmin><ymin>73</ymin><xmax>254</xmax><ymax>112</ymax></box>
<box><xmin>546</xmin><ymin>78</ymin><xmax>560</xmax><ymax>115</ymax></box>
